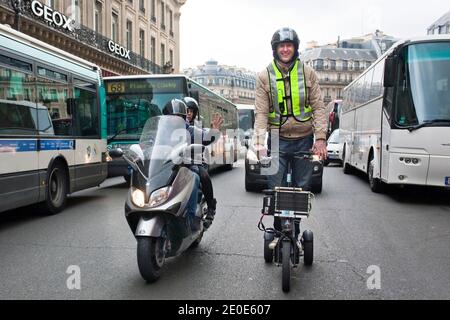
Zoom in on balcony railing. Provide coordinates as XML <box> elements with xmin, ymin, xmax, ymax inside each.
<box><xmin>0</xmin><ymin>0</ymin><xmax>162</xmax><ymax>74</ymax></box>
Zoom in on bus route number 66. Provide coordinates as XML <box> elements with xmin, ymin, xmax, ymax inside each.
<box><xmin>108</xmin><ymin>82</ymin><xmax>125</xmax><ymax>94</ymax></box>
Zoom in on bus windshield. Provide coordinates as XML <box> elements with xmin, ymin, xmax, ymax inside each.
<box><xmin>395</xmin><ymin>42</ymin><xmax>450</xmax><ymax>127</ymax></box>
<box><xmin>105</xmin><ymin>77</ymin><xmax>187</xmax><ymax>141</ymax></box>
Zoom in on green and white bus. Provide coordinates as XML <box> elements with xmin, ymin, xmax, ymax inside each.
<box><xmin>0</xmin><ymin>24</ymin><xmax>108</xmax><ymax>214</ymax></box>
<box><xmin>340</xmin><ymin>35</ymin><xmax>450</xmax><ymax>192</ymax></box>
<box><xmin>104</xmin><ymin>75</ymin><xmax>239</xmax><ymax>181</ymax></box>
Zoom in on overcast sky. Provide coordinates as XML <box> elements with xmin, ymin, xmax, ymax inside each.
<box><xmin>179</xmin><ymin>0</ymin><xmax>449</xmax><ymax>72</ymax></box>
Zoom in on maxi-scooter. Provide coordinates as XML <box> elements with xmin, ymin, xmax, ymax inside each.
<box><xmin>109</xmin><ymin>115</ymin><xmax>210</xmax><ymax>283</ymax></box>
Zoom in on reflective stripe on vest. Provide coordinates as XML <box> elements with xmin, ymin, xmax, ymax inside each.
<box><xmin>267</xmin><ymin>59</ymin><xmax>312</xmax><ymax>126</ymax></box>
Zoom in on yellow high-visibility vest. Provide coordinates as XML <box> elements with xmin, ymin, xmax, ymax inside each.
<box><xmin>267</xmin><ymin>59</ymin><xmax>312</xmax><ymax>126</ymax></box>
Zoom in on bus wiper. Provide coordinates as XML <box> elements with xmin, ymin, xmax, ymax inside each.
<box><xmin>408</xmin><ymin>119</ymin><xmax>450</xmax><ymax>132</ymax></box>
<box><xmin>107</xmin><ymin>126</ymin><xmax>144</xmax><ymax>144</ymax></box>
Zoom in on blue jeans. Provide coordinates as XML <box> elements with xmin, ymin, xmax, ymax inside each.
<box><xmin>267</xmin><ymin>135</ymin><xmax>314</xmax><ymax>190</ymax></box>
<box><xmin>186</xmin><ymin>166</ymin><xmax>200</xmax><ymax>219</ymax></box>
<box><xmin>268</xmin><ymin>135</ymin><xmax>314</xmax><ymax>236</ymax></box>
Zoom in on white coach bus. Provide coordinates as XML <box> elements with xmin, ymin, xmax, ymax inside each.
<box><xmin>0</xmin><ymin>24</ymin><xmax>108</xmax><ymax>214</ymax></box>
<box><xmin>340</xmin><ymin>35</ymin><xmax>450</xmax><ymax>192</ymax></box>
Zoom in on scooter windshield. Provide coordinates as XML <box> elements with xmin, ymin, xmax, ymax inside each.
<box><xmin>139</xmin><ymin>115</ymin><xmax>189</xmax><ymax>179</ymax></box>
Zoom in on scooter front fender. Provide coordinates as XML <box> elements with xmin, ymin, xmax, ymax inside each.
<box><xmin>135</xmin><ymin>215</ymin><xmax>165</xmax><ymax>237</ymax></box>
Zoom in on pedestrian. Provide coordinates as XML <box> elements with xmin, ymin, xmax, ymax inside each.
<box><xmin>253</xmin><ymin>27</ymin><xmax>328</xmax><ymax>239</ymax></box>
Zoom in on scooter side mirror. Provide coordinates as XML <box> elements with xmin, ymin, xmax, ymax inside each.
<box><xmin>109</xmin><ymin>148</ymin><xmax>124</xmax><ymax>159</ymax></box>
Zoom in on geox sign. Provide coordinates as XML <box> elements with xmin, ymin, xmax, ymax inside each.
<box><xmin>108</xmin><ymin>41</ymin><xmax>131</xmax><ymax>60</ymax></box>
<box><xmin>31</xmin><ymin>0</ymin><xmax>75</xmax><ymax>32</ymax></box>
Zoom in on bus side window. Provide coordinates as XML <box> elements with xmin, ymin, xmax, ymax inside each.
<box><xmin>73</xmin><ymin>85</ymin><xmax>99</xmax><ymax>137</ymax></box>
<box><xmin>0</xmin><ymin>62</ymin><xmax>36</xmax><ymax>135</ymax></box>
<box><xmin>37</xmin><ymin>76</ymin><xmax>71</xmax><ymax>136</ymax></box>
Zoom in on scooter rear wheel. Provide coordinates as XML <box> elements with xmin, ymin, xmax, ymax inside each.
<box><xmin>137</xmin><ymin>237</ymin><xmax>166</xmax><ymax>283</ymax></box>
<box><xmin>282</xmin><ymin>241</ymin><xmax>291</xmax><ymax>293</ymax></box>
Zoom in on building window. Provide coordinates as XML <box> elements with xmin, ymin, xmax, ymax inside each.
<box><xmin>151</xmin><ymin>37</ymin><xmax>156</xmax><ymax>62</ymax></box>
<box><xmin>161</xmin><ymin>2</ymin><xmax>166</xmax><ymax>29</ymax></box>
<box><xmin>161</xmin><ymin>43</ymin><xmax>165</xmax><ymax>65</ymax></box>
<box><xmin>169</xmin><ymin>9</ymin><xmax>173</xmax><ymax>36</ymax></box>
<box><xmin>126</xmin><ymin>20</ymin><xmax>133</xmax><ymax>50</ymax></box>
<box><xmin>139</xmin><ymin>0</ymin><xmax>145</xmax><ymax>13</ymax></box>
<box><xmin>169</xmin><ymin>49</ymin><xmax>173</xmax><ymax>66</ymax></box>
<box><xmin>71</xmin><ymin>0</ymin><xmax>81</xmax><ymax>23</ymax></box>
<box><xmin>111</xmin><ymin>12</ymin><xmax>119</xmax><ymax>42</ymax></box>
<box><xmin>94</xmin><ymin>1</ymin><xmax>102</xmax><ymax>34</ymax></box>
<box><xmin>139</xmin><ymin>29</ymin><xmax>145</xmax><ymax>57</ymax></box>
<box><xmin>151</xmin><ymin>0</ymin><xmax>156</xmax><ymax>22</ymax></box>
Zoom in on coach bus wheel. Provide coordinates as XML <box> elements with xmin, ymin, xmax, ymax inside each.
<box><xmin>43</xmin><ymin>162</ymin><xmax>68</xmax><ymax>215</ymax></box>
<box><xmin>368</xmin><ymin>158</ymin><xmax>384</xmax><ymax>193</ymax></box>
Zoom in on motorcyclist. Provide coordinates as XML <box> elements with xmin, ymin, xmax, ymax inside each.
<box><xmin>162</xmin><ymin>99</ymin><xmax>223</xmax><ymax>231</ymax></box>
<box><xmin>184</xmin><ymin>97</ymin><xmax>218</xmax><ymax>226</ymax></box>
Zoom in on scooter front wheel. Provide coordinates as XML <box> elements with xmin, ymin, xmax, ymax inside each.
<box><xmin>282</xmin><ymin>241</ymin><xmax>291</xmax><ymax>293</ymax></box>
<box><xmin>137</xmin><ymin>237</ymin><xmax>166</xmax><ymax>283</ymax></box>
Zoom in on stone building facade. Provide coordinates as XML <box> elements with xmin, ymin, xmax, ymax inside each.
<box><xmin>0</xmin><ymin>0</ymin><xmax>186</xmax><ymax>76</ymax></box>
<box><xmin>183</xmin><ymin>60</ymin><xmax>256</xmax><ymax>105</ymax></box>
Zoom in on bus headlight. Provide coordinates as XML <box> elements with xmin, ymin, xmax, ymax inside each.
<box><xmin>131</xmin><ymin>188</ymin><xmax>146</xmax><ymax>208</ymax></box>
<box><xmin>149</xmin><ymin>187</ymin><xmax>171</xmax><ymax>208</ymax></box>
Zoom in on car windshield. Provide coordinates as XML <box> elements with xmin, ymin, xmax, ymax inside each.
<box><xmin>395</xmin><ymin>42</ymin><xmax>450</xmax><ymax>127</ymax></box>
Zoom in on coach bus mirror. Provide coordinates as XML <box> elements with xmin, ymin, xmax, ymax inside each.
<box><xmin>384</xmin><ymin>57</ymin><xmax>396</xmax><ymax>88</ymax></box>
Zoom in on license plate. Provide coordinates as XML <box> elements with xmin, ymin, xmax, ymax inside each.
<box><xmin>446</xmin><ymin>177</ymin><xmax>450</xmax><ymax>186</ymax></box>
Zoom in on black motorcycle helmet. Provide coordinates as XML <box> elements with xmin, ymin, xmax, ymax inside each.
<box><xmin>183</xmin><ymin>97</ymin><xmax>199</xmax><ymax>120</ymax></box>
<box><xmin>162</xmin><ymin>98</ymin><xmax>188</xmax><ymax>119</ymax></box>
<box><xmin>271</xmin><ymin>27</ymin><xmax>300</xmax><ymax>62</ymax></box>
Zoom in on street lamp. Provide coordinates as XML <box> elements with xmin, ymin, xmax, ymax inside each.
<box><xmin>11</xmin><ymin>0</ymin><xmax>22</xmax><ymax>31</ymax></box>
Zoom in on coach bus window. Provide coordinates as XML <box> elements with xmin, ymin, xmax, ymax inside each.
<box><xmin>0</xmin><ymin>64</ymin><xmax>36</xmax><ymax>135</ymax></box>
<box><xmin>73</xmin><ymin>85</ymin><xmax>99</xmax><ymax>137</ymax></box>
<box><xmin>37</xmin><ymin>77</ymin><xmax>71</xmax><ymax>136</ymax></box>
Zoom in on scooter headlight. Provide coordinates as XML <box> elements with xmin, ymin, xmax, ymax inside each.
<box><xmin>131</xmin><ymin>188</ymin><xmax>146</xmax><ymax>208</ymax></box>
<box><xmin>312</xmin><ymin>155</ymin><xmax>321</xmax><ymax>162</ymax></box>
<box><xmin>149</xmin><ymin>186</ymin><xmax>171</xmax><ymax>208</ymax></box>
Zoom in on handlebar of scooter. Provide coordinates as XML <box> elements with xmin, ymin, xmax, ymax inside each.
<box><xmin>259</xmin><ymin>151</ymin><xmax>319</xmax><ymax>168</ymax></box>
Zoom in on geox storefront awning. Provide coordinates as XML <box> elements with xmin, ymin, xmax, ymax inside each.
<box><xmin>0</xmin><ymin>0</ymin><xmax>163</xmax><ymax>76</ymax></box>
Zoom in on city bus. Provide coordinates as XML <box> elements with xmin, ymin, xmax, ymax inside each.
<box><xmin>0</xmin><ymin>24</ymin><xmax>108</xmax><ymax>214</ymax></box>
<box><xmin>104</xmin><ymin>75</ymin><xmax>239</xmax><ymax>181</ymax></box>
<box><xmin>339</xmin><ymin>34</ymin><xmax>450</xmax><ymax>192</ymax></box>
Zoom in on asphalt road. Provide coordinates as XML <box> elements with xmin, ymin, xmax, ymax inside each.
<box><xmin>1</xmin><ymin>161</ymin><xmax>449</xmax><ymax>300</ymax></box>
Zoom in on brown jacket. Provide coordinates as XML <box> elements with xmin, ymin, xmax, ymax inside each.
<box><xmin>253</xmin><ymin>60</ymin><xmax>328</xmax><ymax>145</ymax></box>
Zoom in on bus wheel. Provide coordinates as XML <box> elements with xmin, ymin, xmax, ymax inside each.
<box><xmin>368</xmin><ymin>159</ymin><xmax>384</xmax><ymax>193</ymax></box>
<box><xmin>42</xmin><ymin>162</ymin><xmax>68</xmax><ymax>215</ymax></box>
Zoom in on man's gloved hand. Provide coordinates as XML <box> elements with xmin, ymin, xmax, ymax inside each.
<box><xmin>313</xmin><ymin>139</ymin><xmax>328</xmax><ymax>160</ymax></box>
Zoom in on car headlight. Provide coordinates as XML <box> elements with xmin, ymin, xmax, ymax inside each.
<box><xmin>131</xmin><ymin>188</ymin><xmax>146</xmax><ymax>208</ymax></box>
<box><xmin>149</xmin><ymin>186</ymin><xmax>171</xmax><ymax>208</ymax></box>
<box><xmin>246</xmin><ymin>149</ymin><xmax>259</xmax><ymax>163</ymax></box>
